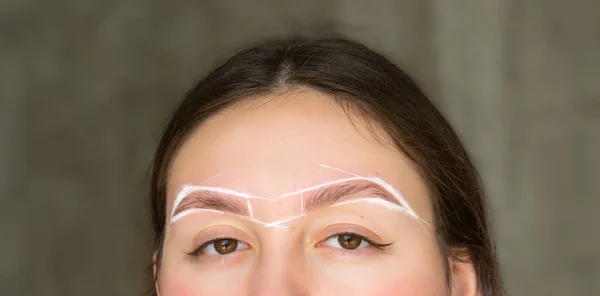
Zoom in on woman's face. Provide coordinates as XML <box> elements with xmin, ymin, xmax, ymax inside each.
<box><xmin>157</xmin><ymin>90</ymin><xmax>448</xmax><ymax>295</ymax></box>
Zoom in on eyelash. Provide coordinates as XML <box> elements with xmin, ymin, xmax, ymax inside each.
<box><xmin>187</xmin><ymin>236</ymin><xmax>245</xmax><ymax>257</ymax></box>
<box><xmin>321</xmin><ymin>232</ymin><xmax>393</xmax><ymax>251</ymax></box>
<box><xmin>187</xmin><ymin>232</ymin><xmax>393</xmax><ymax>259</ymax></box>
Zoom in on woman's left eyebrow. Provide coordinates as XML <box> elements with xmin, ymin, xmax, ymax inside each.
<box><xmin>292</xmin><ymin>180</ymin><xmax>404</xmax><ymax>213</ymax></box>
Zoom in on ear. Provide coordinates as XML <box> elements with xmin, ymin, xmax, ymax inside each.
<box><xmin>449</xmin><ymin>255</ymin><xmax>479</xmax><ymax>296</ymax></box>
<box><xmin>153</xmin><ymin>252</ymin><xmax>161</xmax><ymax>296</ymax></box>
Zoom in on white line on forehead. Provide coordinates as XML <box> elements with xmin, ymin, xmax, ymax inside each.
<box><xmin>318</xmin><ymin>163</ymin><xmax>359</xmax><ymax>176</ymax></box>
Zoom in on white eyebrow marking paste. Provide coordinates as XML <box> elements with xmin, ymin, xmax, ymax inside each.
<box><xmin>246</xmin><ymin>199</ymin><xmax>254</xmax><ymax>218</ymax></box>
<box><xmin>169</xmin><ymin>164</ymin><xmax>430</xmax><ymax>233</ymax></box>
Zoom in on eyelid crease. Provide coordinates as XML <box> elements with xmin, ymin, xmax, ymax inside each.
<box><xmin>315</xmin><ymin>222</ymin><xmax>384</xmax><ymax>242</ymax></box>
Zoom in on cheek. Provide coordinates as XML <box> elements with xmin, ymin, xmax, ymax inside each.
<box><xmin>360</xmin><ymin>267</ymin><xmax>448</xmax><ymax>296</ymax></box>
<box><xmin>159</xmin><ymin>276</ymin><xmax>206</xmax><ymax>296</ymax></box>
<box><xmin>368</xmin><ymin>281</ymin><xmax>446</xmax><ymax>296</ymax></box>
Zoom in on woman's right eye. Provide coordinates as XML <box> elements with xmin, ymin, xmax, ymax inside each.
<box><xmin>201</xmin><ymin>238</ymin><xmax>249</xmax><ymax>256</ymax></box>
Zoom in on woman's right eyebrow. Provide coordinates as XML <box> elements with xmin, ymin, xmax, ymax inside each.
<box><xmin>170</xmin><ymin>185</ymin><xmax>277</xmax><ymax>221</ymax></box>
<box><xmin>172</xmin><ymin>191</ymin><xmax>250</xmax><ymax>218</ymax></box>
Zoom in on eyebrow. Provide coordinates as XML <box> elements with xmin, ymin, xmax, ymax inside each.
<box><xmin>172</xmin><ymin>191</ymin><xmax>250</xmax><ymax>217</ymax></box>
<box><xmin>301</xmin><ymin>179</ymin><xmax>401</xmax><ymax>212</ymax></box>
<box><xmin>171</xmin><ymin>179</ymin><xmax>404</xmax><ymax>221</ymax></box>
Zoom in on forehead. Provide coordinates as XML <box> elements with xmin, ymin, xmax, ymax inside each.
<box><xmin>168</xmin><ymin>90</ymin><xmax>431</xmax><ymax>220</ymax></box>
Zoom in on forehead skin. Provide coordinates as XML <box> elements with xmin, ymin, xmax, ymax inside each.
<box><xmin>168</xmin><ymin>89</ymin><xmax>433</xmax><ymax>225</ymax></box>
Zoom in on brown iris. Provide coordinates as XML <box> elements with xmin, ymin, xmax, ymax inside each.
<box><xmin>338</xmin><ymin>234</ymin><xmax>363</xmax><ymax>249</ymax></box>
<box><xmin>213</xmin><ymin>239</ymin><xmax>238</xmax><ymax>255</ymax></box>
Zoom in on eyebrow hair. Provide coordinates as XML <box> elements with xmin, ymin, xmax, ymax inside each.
<box><xmin>172</xmin><ymin>190</ymin><xmax>250</xmax><ymax>217</ymax></box>
<box><xmin>302</xmin><ymin>179</ymin><xmax>402</xmax><ymax>212</ymax></box>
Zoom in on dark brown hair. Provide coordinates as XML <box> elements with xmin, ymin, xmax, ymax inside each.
<box><xmin>149</xmin><ymin>36</ymin><xmax>503</xmax><ymax>295</ymax></box>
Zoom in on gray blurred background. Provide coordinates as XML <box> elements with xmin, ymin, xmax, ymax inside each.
<box><xmin>1</xmin><ymin>1</ymin><xmax>599</xmax><ymax>295</ymax></box>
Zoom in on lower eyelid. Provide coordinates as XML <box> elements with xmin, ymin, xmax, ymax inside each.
<box><xmin>196</xmin><ymin>248</ymin><xmax>249</xmax><ymax>265</ymax></box>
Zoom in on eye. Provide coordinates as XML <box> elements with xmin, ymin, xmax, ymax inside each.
<box><xmin>201</xmin><ymin>238</ymin><xmax>249</xmax><ymax>256</ymax></box>
<box><xmin>322</xmin><ymin>233</ymin><xmax>371</xmax><ymax>250</ymax></box>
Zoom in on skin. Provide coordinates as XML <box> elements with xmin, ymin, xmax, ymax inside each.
<box><xmin>156</xmin><ymin>89</ymin><xmax>478</xmax><ymax>295</ymax></box>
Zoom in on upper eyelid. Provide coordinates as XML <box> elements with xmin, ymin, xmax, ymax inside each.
<box><xmin>326</xmin><ymin>232</ymin><xmax>380</xmax><ymax>245</ymax></box>
<box><xmin>191</xmin><ymin>226</ymin><xmax>254</xmax><ymax>249</ymax></box>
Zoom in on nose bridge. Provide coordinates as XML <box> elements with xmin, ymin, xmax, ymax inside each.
<box><xmin>247</xmin><ymin>236</ymin><xmax>310</xmax><ymax>296</ymax></box>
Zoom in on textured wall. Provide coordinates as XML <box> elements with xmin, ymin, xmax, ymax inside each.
<box><xmin>1</xmin><ymin>1</ymin><xmax>598</xmax><ymax>295</ymax></box>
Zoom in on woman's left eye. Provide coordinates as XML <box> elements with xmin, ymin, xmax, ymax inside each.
<box><xmin>322</xmin><ymin>233</ymin><xmax>371</xmax><ymax>250</ymax></box>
